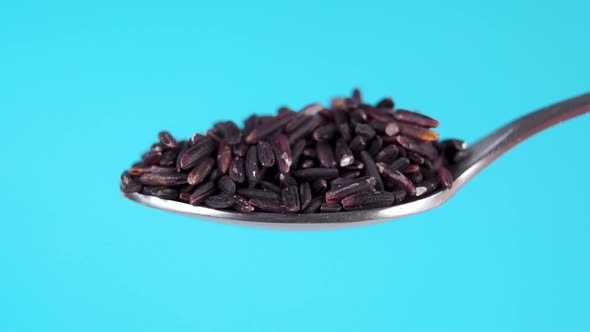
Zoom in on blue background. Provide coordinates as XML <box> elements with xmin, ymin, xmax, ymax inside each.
<box><xmin>1</xmin><ymin>0</ymin><xmax>589</xmax><ymax>331</ymax></box>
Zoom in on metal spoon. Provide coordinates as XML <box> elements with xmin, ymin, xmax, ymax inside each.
<box><xmin>122</xmin><ymin>93</ymin><xmax>590</xmax><ymax>230</ymax></box>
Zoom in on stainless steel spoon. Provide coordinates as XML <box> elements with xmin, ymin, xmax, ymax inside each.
<box><xmin>122</xmin><ymin>93</ymin><xmax>590</xmax><ymax>230</ymax></box>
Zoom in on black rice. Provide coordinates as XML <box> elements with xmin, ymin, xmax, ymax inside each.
<box><xmin>321</xmin><ymin>202</ymin><xmax>342</xmax><ymax>213</ymax></box>
<box><xmin>272</xmin><ymin>133</ymin><xmax>293</xmax><ymax>173</ymax></box>
<box><xmin>121</xmin><ymin>89</ymin><xmax>463</xmax><ymax>214</ymax></box>
<box><xmin>217</xmin><ymin>140</ymin><xmax>232</xmax><ymax>174</ymax></box>
<box><xmin>187</xmin><ymin>158</ymin><xmax>215</xmax><ymax>185</ymax></box>
<box><xmin>282</xmin><ymin>186</ymin><xmax>301</xmax><ymax>212</ymax></box>
<box><xmin>204</xmin><ymin>195</ymin><xmax>235</xmax><ymax>209</ymax></box>
<box><xmin>237</xmin><ymin>188</ymin><xmax>281</xmax><ymax>201</ymax></box>
<box><xmin>189</xmin><ymin>181</ymin><xmax>215</xmax><ymax>205</ymax></box>
<box><xmin>325</xmin><ymin>176</ymin><xmax>376</xmax><ymax>203</ymax></box>
<box><xmin>257</xmin><ymin>141</ymin><xmax>275</xmax><ymax>168</ymax></box>
<box><xmin>341</xmin><ymin>191</ymin><xmax>395</xmax><ymax>211</ymax></box>
<box><xmin>217</xmin><ymin>175</ymin><xmax>237</xmax><ymax>194</ymax></box>
<box><xmin>229</xmin><ymin>158</ymin><xmax>246</xmax><ymax>184</ymax></box>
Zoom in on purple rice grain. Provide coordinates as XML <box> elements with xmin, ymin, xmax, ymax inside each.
<box><xmin>187</xmin><ymin>157</ymin><xmax>215</xmax><ymax>185</ymax></box>
<box><xmin>257</xmin><ymin>141</ymin><xmax>275</xmax><ymax>168</ymax></box>
<box><xmin>138</xmin><ymin>172</ymin><xmax>188</xmax><ymax>186</ymax></box>
<box><xmin>334</xmin><ymin>139</ymin><xmax>355</xmax><ymax>167</ymax></box>
<box><xmin>176</xmin><ymin>141</ymin><xmax>188</xmax><ymax>172</ymax></box>
<box><xmin>232</xmin><ymin>141</ymin><xmax>248</xmax><ymax>158</ymax></box>
<box><xmin>180</xmin><ymin>138</ymin><xmax>216</xmax><ymax>170</ymax></box>
<box><xmin>415</xmin><ymin>178</ymin><xmax>440</xmax><ymax>196</ymax></box>
<box><xmin>204</xmin><ymin>195</ymin><xmax>235</xmax><ymax>209</ymax></box>
<box><xmin>243</xmin><ymin>115</ymin><xmax>259</xmax><ymax>136</ymax></box>
<box><xmin>377</xmin><ymin>162</ymin><xmax>416</xmax><ymax>196</ymax></box>
<box><xmin>272</xmin><ymin>133</ymin><xmax>293</xmax><ymax>173</ymax></box>
<box><xmin>290</xmin><ymin>139</ymin><xmax>306</xmax><ymax>170</ymax></box>
<box><xmin>376</xmin><ymin>145</ymin><xmax>400</xmax><ymax>164</ymax></box>
<box><xmin>221</xmin><ymin>121</ymin><xmax>242</xmax><ymax>144</ymax></box>
<box><xmin>279</xmin><ymin>173</ymin><xmax>298</xmax><ymax>187</ymax></box>
<box><xmin>142</xmin><ymin>186</ymin><xmax>179</xmax><ymax>200</ymax></box>
<box><xmin>120</xmin><ymin>172</ymin><xmax>143</xmax><ymax>193</ymax></box>
<box><xmin>237</xmin><ymin>188</ymin><xmax>281</xmax><ymax>201</ymax></box>
<box><xmin>355</xmin><ymin>124</ymin><xmax>377</xmax><ymax>140</ymax></box>
<box><xmin>360</xmin><ymin>151</ymin><xmax>384</xmax><ymax>191</ymax></box>
<box><xmin>437</xmin><ymin>167</ymin><xmax>453</xmax><ymax>189</ymax></box>
<box><xmin>408</xmin><ymin>152</ymin><xmax>425</xmax><ymax>165</ymax></box>
<box><xmin>246</xmin><ymin>112</ymin><xmax>295</xmax><ymax>144</ymax></box>
<box><xmin>395</xmin><ymin>136</ymin><xmax>438</xmax><ymax>161</ymax></box>
<box><xmin>351</xmin><ymin>88</ymin><xmax>362</xmax><ymax>105</ymax></box>
<box><xmin>325</xmin><ymin>176</ymin><xmax>376</xmax><ymax>203</ymax></box>
<box><xmin>366</xmin><ymin>108</ymin><xmax>395</xmax><ymax>123</ymax></box>
<box><xmin>282</xmin><ymin>186</ymin><xmax>301</xmax><ymax>212</ymax></box>
<box><xmin>189</xmin><ymin>181</ymin><xmax>215</xmax><ymax>205</ymax></box>
<box><xmin>384</xmin><ymin>123</ymin><xmax>400</xmax><ymax>137</ymax></box>
<box><xmin>190</xmin><ymin>134</ymin><xmax>207</xmax><ymax>146</ymax></box>
<box><xmin>230</xmin><ymin>194</ymin><xmax>255</xmax><ymax>213</ymax></box>
<box><xmin>217</xmin><ymin>140</ymin><xmax>232</xmax><ymax>174</ymax></box>
<box><xmin>229</xmin><ymin>158</ymin><xmax>246</xmax><ymax>184</ymax></box>
<box><xmin>316</xmin><ymin>141</ymin><xmax>337</xmax><ymax>168</ymax></box>
<box><xmin>391</xmin><ymin>189</ymin><xmax>407</xmax><ymax>204</ymax></box>
<box><xmin>288</xmin><ymin>117</ymin><xmax>321</xmax><ymax>144</ymax></box>
<box><xmin>300</xmin><ymin>103</ymin><xmax>324</xmax><ymax>116</ymax></box>
<box><xmin>376</xmin><ymin>97</ymin><xmax>394</xmax><ymax>109</ymax></box>
<box><xmin>159</xmin><ymin>149</ymin><xmax>178</xmax><ymax>166</ymax></box>
<box><xmin>334</xmin><ymin>110</ymin><xmax>352</xmax><ymax>141</ymax></box>
<box><xmin>341</xmin><ymin>191</ymin><xmax>395</xmax><ymax>211</ymax></box>
<box><xmin>179</xmin><ymin>192</ymin><xmax>191</xmax><ymax>202</ymax></box>
<box><xmin>285</xmin><ymin>114</ymin><xmax>310</xmax><ymax>133</ymax></box>
<box><xmin>394</xmin><ymin>109</ymin><xmax>439</xmax><ymax>128</ymax></box>
<box><xmin>249</xmin><ymin>198</ymin><xmax>285</xmax><ymax>213</ymax></box>
<box><xmin>206</xmin><ymin>129</ymin><xmax>223</xmax><ymax>142</ymax></box>
<box><xmin>399</xmin><ymin>123</ymin><xmax>440</xmax><ymax>142</ymax></box>
<box><xmin>453</xmin><ymin>150</ymin><xmax>470</xmax><ymax>163</ymax></box>
<box><xmin>129</xmin><ymin>165</ymin><xmax>176</xmax><ymax>176</ymax></box>
<box><xmin>245</xmin><ymin>145</ymin><xmax>260</xmax><ymax>187</ymax></box>
<box><xmin>397</xmin><ymin>146</ymin><xmax>407</xmax><ymax>158</ymax></box>
<box><xmin>350</xmin><ymin>108</ymin><xmax>368</xmax><ymax>125</ymax></box>
<box><xmin>313</xmin><ymin>124</ymin><xmax>337</xmax><ymax>142</ymax></box>
<box><xmin>142</xmin><ymin>149</ymin><xmax>162</xmax><ymax>165</ymax></box>
<box><xmin>349</xmin><ymin>135</ymin><xmax>367</xmax><ymax>153</ymax></box>
<box><xmin>439</xmin><ymin>139</ymin><xmax>467</xmax><ymax>153</ymax></box>
<box><xmin>367</xmin><ymin>136</ymin><xmax>383</xmax><ymax>157</ymax></box>
<box><xmin>158</xmin><ymin>131</ymin><xmax>177</xmax><ymax>149</ymax></box>
<box><xmin>218</xmin><ymin>175</ymin><xmax>236</xmax><ymax>194</ymax></box>
<box><xmin>321</xmin><ymin>202</ymin><xmax>342</xmax><ymax>213</ymax></box>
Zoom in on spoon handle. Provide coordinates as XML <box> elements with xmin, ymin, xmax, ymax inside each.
<box><xmin>455</xmin><ymin>92</ymin><xmax>590</xmax><ymax>183</ymax></box>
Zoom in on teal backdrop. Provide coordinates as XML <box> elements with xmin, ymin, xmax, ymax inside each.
<box><xmin>1</xmin><ymin>0</ymin><xmax>589</xmax><ymax>331</ymax></box>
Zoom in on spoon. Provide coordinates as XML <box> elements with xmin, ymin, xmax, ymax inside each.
<box><xmin>122</xmin><ymin>93</ymin><xmax>590</xmax><ymax>230</ymax></box>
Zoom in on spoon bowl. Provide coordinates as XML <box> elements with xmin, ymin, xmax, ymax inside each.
<box><xmin>122</xmin><ymin>92</ymin><xmax>590</xmax><ymax>229</ymax></box>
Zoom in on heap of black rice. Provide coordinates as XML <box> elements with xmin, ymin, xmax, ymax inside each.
<box><xmin>120</xmin><ymin>89</ymin><xmax>468</xmax><ymax>213</ymax></box>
